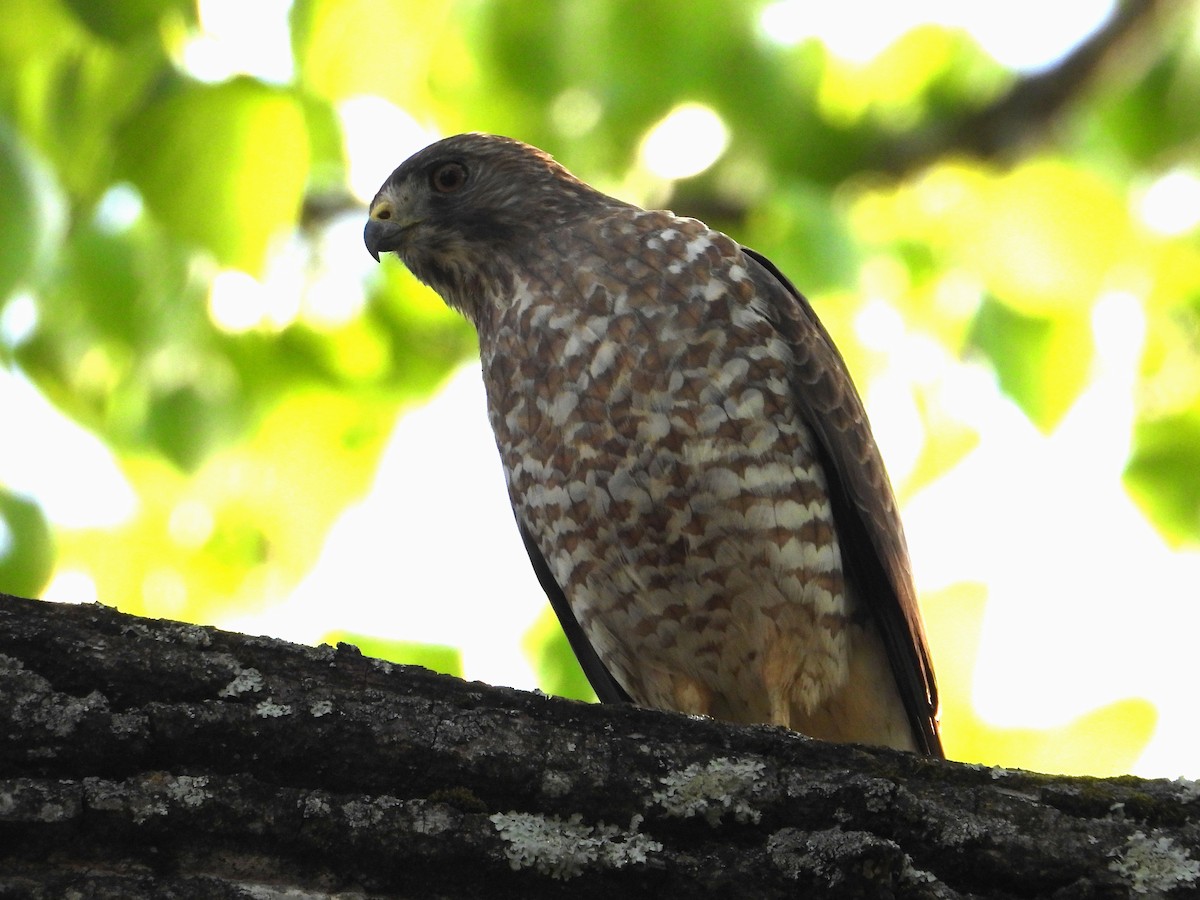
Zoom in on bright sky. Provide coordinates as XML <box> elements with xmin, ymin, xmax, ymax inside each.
<box><xmin>6</xmin><ymin>0</ymin><xmax>1200</xmax><ymax>778</ymax></box>
<box><xmin>760</xmin><ymin>0</ymin><xmax>1117</xmax><ymax>69</ymax></box>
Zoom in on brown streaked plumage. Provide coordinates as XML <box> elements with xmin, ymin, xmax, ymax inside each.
<box><xmin>365</xmin><ymin>133</ymin><xmax>942</xmax><ymax>756</ymax></box>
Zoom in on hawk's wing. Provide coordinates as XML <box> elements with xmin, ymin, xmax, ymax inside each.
<box><xmin>517</xmin><ymin>520</ymin><xmax>632</xmax><ymax>703</ymax></box>
<box><xmin>741</xmin><ymin>247</ymin><xmax>943</xmax><ymax>758</ymax></box>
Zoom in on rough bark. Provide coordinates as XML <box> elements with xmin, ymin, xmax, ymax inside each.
<box><xmin>1</xmin><ymin>593</ymin><xmax>1197</xmax><ymax>899</ymax></box>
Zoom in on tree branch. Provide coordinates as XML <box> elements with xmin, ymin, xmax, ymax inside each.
<box><xmin>877</xmin><ymin>0</ymin><xmax>1178</xmax><ymax>174</ymax></box>
<box><xmin>1</xmin><ymin>593</ymin><xmax>1197</xmax><ymax>898</ymax></box>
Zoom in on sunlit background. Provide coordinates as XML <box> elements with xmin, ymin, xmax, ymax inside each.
<box><xmin>2</xmin><ymin>0</ymin><xmax>1199</xmax><ymax>779</ymax></box>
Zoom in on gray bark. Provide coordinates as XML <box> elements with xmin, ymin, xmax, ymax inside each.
<box><xmin>1</xmin><ymin>593</ymin><xmax>1197</xmax><ymax>898</ymax></box>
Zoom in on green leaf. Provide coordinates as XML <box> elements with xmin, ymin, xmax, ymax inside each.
<box><xmin>292</xmin><ymin>0</ymin><xmax>448</xmax><ymax>105</ymax></box>
<box><xmin>323</xmin><ymin>631</ymin><xmax>463</xmax><ymax>678</ymax></box>
<box><xmin>0</xmin><ymin>117</ymin><xmax>61</xmax><ymax>303</ymax></box>
<box><xmin>1124</xmin><ymin>410</ymin><xmax>1200</xmax><ymax>547</ymax></box>
<box><xmin>950</xmin><ymin>160</ymin><xmax>1134</xmax><ymax>317</ymax></box>
<box><xmin>522</xmin><ymin>606</ymin><xmax>597</xmax><ymax>703</ymax></box>
<box><xmin>366</xmin><ymin>261</ymin><xmax>477</xmax><ymax>399</ymax></box>
<box><xmin>147</xmin><ymin>385</ymin><xmax>223</xmax><ymax>471</ymax></box>
<box><xmin>1091</xmin><ymin>42</ymin><xmax>1200</xmax><ymax>165</ymax></box>
<box><xmin>296</xmin><ymin>92</ymin><xmax>347</xmax><ymax>194</ymax></box>
<box><xmin>17</xmin><ymin>213</ymin><xmax>238</xmax><ymax>463</ymax></box>
<box><xmin>744</xmin><ymin>182</ymin><xmax>859</xmax><ymax>294</ymax></box>
<box><xmin>0</xmin><ymin>0</ymin><xmax>169</xmax><ymax>209</ymax></box>
<box><xmin>968</xmin><ymin>296</ymin><xmax>1093</xmax><ymax>433</ymax></box>
<box><xmin>118</xmin><ymin>78</ymin><xmax>310</xmax><ymax>274</ymax></box>
<box><xmin>0</xmin><ymin>490</ymin><xmax>54</xmax><ymax>598</ymax></box>
<box><xmin>63</xmin><ymin>0</ymin><xmax>194</xmax><ymax>43</ymax></box>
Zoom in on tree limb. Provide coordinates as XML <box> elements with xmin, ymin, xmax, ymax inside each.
<box><xmin>1</xmin><ymin>593</ymin><xmax>1197</xmax><ymax>898</ymax></box>
<box><xmin>877</xmin><ymin>0</ymin><xmax>1179</xmax><ymax>174</ymax></box>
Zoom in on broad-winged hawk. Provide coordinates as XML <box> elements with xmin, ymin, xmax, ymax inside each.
<box><xmin>364</xmin><ymin>133</ymin><xmax>942</xmax><ymax>756</ymax></box>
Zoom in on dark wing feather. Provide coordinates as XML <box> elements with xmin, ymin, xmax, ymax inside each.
<box><xmin>742</xmin><ymin>247</ymin><xmax>944</xmax><ymax>757</ymax></box>
<box><xmin>517</xmin><ymin>520</ymin><xmax>632</xmax><ymax>704</ymax></box>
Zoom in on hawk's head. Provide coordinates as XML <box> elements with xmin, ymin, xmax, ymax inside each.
<box><xmin>364</xmin><ymin>133</ymin><xmax>621</xmax><ymax>321</ymax></box>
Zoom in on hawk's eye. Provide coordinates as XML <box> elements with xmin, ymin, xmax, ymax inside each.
<box><xmin>430</xmin><ymin>162</ymin><xmax>468</xmax><ymax>194</ymax></box>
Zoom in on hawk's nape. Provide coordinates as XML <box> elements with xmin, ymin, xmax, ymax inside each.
<box><xmin>365</xmin><ymin>132</ymin><xmax>943</xmax><ymax>757</ymax></box>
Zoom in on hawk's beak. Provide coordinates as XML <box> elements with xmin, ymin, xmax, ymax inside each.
<box><xmin>364</xmin><ymin>194</ymin><xmax>419</xmax><ymax>262</ymax></box>
<box><xmin>364</xmin><ymin>215</ymin><xmax>406</xmax><ymax>262</ymax></box>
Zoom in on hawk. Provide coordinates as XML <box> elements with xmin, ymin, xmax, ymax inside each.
<box><xmin>364</xmin><ymin>133</ymin><xmax>942</xmax><ymax>756</ymax></box>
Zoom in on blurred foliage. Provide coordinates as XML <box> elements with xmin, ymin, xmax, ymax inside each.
<box><xmin>922</xmin><ymin>583</ymin><xmax>1157</xmax><ymax>775</ymax></box>
<box><xmin>119</xmin><ymin>78</ymin><xmax>311</xmax><ymax>275</ymax></box>
<box><xmin>0</xmin><ymin>489</ymin><xmax>54</xmax><ymax>598</ymax></box>
<box><xmin>522</xmin><ymin>606</ymin><xmax>599</xmax><ymax>704</ymax></box>
<box><xmin>322</xmin><ymin>630</ymin><xmax>464</xmax><ymax>679</ymax></box>
<box><xmin>1</xmin><ymin>0</ymin><xmax>1198</xmax><ymax>776</ymax></box>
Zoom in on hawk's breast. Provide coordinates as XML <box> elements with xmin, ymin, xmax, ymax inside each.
<box><xmin>481</xmin><ymin>209</ymin><xmax>854</xmax><ymax>723</ymax></box>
